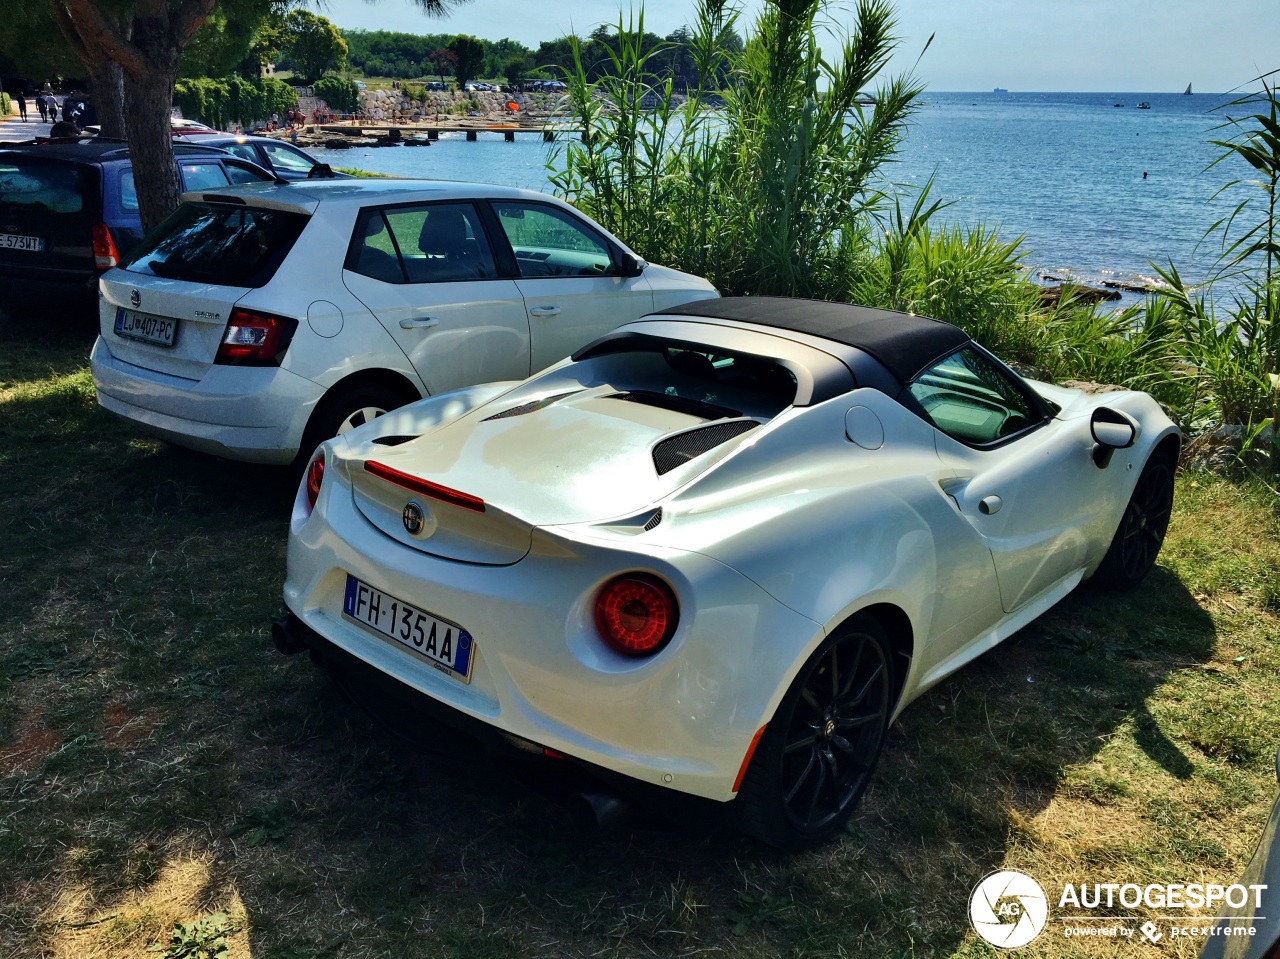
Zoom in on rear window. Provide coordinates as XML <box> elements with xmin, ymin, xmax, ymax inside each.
<box><xmin>122</xmin><ymin>201</ymin><xmax>309</xmax><ymax>287</ymax></box>
<box><xmin>0</xmin><ymin>159</ymin><xmax>92</xmax><ymax>215</ymax></box>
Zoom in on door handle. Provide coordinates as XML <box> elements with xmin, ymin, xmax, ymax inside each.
<box><xmin>398</xmin><ymin>317</ymin><xmax>439</xmax><ymax>330</ymax></box>
<box><xmin>978</xmin><ymin>495</ymin><xmax>1003</xmax><ymax>515</ymax></box>
<box><xmin>529</xmin><ymin>306</ymin><xmax>561</xmax><ymax>318</ymax></box>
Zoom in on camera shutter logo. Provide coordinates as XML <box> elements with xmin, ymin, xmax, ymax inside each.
<box><xmin>969</xmin><ymin>870</ymin><xmax>1049</xmax><ymax>949</ymax></box>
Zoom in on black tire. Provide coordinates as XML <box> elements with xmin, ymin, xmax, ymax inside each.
<box><xmin>297</xmin><ymin>382</ymin><xmax>412</xmax><ymax>465</ymax></box>
<box><xmin>735</xmin><ymin>615</ymin><xmax>893</xmax><ymax>851</ymax></box>
<box><xmin>1091</xmin><ymin>450</ymin><xmax>1175</xmax><ymax>590</ymax></box>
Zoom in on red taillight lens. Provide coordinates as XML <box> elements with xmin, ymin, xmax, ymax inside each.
<box><xmin>92</xmin><ymin>222</ymin><xmax>120</xmax><ymax>270</ymax></box>
<box><xmin>215</xmin><ymin>309</ymin><xmax>298</xmax><ymax>366</ymax></box>
<box><xmin>594</xmin><ymin>575</ymin><xmax>678</xmax><ymax>657</ymax></box>
<box><xmin>304</xmin><ymin>451</ymin><xmax>325</xmax><ymax>513</ymax></box>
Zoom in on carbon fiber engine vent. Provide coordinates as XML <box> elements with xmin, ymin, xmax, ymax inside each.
<box><xmin>371</xmin><ymin>435</ymin><xmax>418</xmax><ymax>446</ymax></box>
<box><xmin>652</xmin><ymin>421</ymin><xmax>759</xmax><ymax>475</ymax></box>
<box><xmin>482</xmin><ymin>390</ymin><xmax>579</xmax><ymax>421</ymax></box>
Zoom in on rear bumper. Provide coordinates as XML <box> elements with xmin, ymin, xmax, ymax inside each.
<box><xmin>273</xmin><ymin>610</ymin><xmax>721</xmax><ymax>823</ymax></box>
<box><xmin>0</xmin><ymin>269</ymin><xmax>98</xmax><ymax>315</ymax></box>
<box><xmin>283</xmin><ymin>451</ymin><xmax>825</xmax><ymax>802</ymax></box>
<box><xmin>90</xmin><ymin>336</ymin><xmax>325</xmax><ymax>464</ymax></box>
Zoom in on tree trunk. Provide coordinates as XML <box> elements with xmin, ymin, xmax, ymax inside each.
<box><xmin>90</xmin><ymin>60</ymin><xmax>125</xmax><ymax>139</ymax></box>
<box><xmin>123</xmin><ymin>20</ymin><xmax>182</xmax><ymax>233</ymax></box>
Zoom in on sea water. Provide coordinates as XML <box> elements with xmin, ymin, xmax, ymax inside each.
<box><xmin>320</xmin><ymin>90</ymin><xmax>1246</xmax><ymax>294</ymax></box>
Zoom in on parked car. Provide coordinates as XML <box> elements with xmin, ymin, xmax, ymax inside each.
<box><xmin>1199</xmin><ymin>747</ymin><xmax>1280</xmax><ymax>958</ymax></box>
<box><xmin>183</xmin><ymin>134</ymin><xmax>346</xmax><ymax>181</ymax></box>
<box><xmin>0</xmin><ymin>138</ymin><xmax>276</xmax><ymax>312</ymax></box>
<box><xmin>89</xmin><ymin>179</ymin><xmax>718</xmax><ymax>464</ymax></box>
<box><xmin>273</xmin><ymin>296</ymin><xmax>1181</xmax><ymax>849</ymax></box>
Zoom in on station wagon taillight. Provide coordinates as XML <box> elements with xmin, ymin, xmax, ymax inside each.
<box><xmin>215</xmin><ymin>309</ymin><xmax>298</xmax><ymax>366</ymax></box>
<box><xmin>91</xmin><ymin>223</ymin><xmax>120</xmax><ymax>270</ymax></box>
<box><xmin>594</xmin><ymin>574</ymin><xmax>678</xmax><ymax>657</ymax></box>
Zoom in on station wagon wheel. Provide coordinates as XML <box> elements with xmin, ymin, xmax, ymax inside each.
<box><xmin>296</xmin><ymin>382</ymin><xmax>415</xmax><ymax>468</ymax></box>
<box><xmin>1092</xmin><ymin>451</ymin><xmax>1175</xmax><ymax>591</ymax></box>
<box><xmin>735</xmin><ymin>615</ymin><xmax>893</xmax><ymax>850</ymax></box>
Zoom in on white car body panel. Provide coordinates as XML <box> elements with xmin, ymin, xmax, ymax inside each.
<box><xmin>282</xmin><ymin>304</ymin><xmax>1182</xmax><ymax>806</ymax></box>
<box><xmin>90</xmin><ymin>179</ymin><xmax>717</xmax><ymax>462</ymax></box>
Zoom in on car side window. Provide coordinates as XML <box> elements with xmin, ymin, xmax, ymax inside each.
<box><xmin>490</xmin><ymin>202</ymin><xmax>617</xmax><ymax>278</ymax></box>
<box><xmin>220</xmin><ymin>143</ymin><xmax>259</xmax><ymax>164</ymax></box>
<box><xmin>224</xmin><ymin>160</ymin><xmax>272</xmax><ymax>184</ymax></box>
<box><xmin>179</xmin><ymin>162</ymin><xmax>230</xmax><ymax>191</ymax></box>
<box><xmin>906</xmin><ymin>348</ymin><xmax>1042</xmax><ymax>446</ymax></box>
<box><xmin>120</xmin><ymin>170</ymin><xmax>139</xmax><ymax>213</ymax></box>
<box><xmin>347</xmin><ymin>204</ymin><xmax>497</xmax><ymax>284</ymax></box>
<box><xmin>260</xmin><ymin>142</ymin><xmax>316</xmax><ymax>175</ymax></box>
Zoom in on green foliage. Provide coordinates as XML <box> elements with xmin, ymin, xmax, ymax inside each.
<box><xmin>0</xmin><ymin>93</ymin><xmax>9</xmax><ymax>117</ymax></box>
<box><xmin>312</xmin><ymin>75</ymin><xmax>359</xmax><ymax>114</ymax></box>
<box><xmin>553</xmin><ymin>0</ymin><xmax>923</xmax><ymax>299</ymax></box>
<box><xmin>448</xmin><ymin>34</ymin><xmax>486</xmax><ymax>88</ymax></box>
<box><xmin>343</xmin><ymin>28</ymin><xmax>457</xmax><ymax>78</ymax></box>
<box><xmin>282</xmin><ymin>10</ymin><xmax>347</xmax><ymax>84</ymax></box>
<box><xmin>173</xmin><ymin>75</ymin><xmax>296</xmax><ymax>129</ymax></box>
<box><xmin>151</xmin><ymin>913</ymin><xmax>232</xmax><ymax>959</ymax></box>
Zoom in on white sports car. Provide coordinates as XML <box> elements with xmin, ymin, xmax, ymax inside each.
<box><xmin>276</xmin><ymin>297</ymin><xmax>1180</xmax><ymax>849</ymax></box>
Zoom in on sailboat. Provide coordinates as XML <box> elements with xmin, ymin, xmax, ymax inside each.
<box><xmin>1184</xmin><ymin>82</ymin><xmax>1193</xmax><ymax>95</ymax></box>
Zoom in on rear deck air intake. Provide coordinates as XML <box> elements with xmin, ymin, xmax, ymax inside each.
<box><xmin>482</xmin><ymin>390</ymin><xmax>579</xmax><ymax>421</ymax></box>
<box><xmin>652</xmin><ymin>420</ymin><xmax>759</xmax><ymax>475</ymax></box>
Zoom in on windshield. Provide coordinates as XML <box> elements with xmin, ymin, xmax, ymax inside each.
<box><xmin>123</xmin><ymin>201</ymin><xmax>308</xmax><ymax>287</ymax></box>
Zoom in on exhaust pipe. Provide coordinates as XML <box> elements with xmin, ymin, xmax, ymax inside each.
<box><xmin>271</xmin><ymin>613</ymin><xmax>311</xmax><ymax>655</ymax></box>
<box><xmin>568</xmin><ymin>790</ymin><xmax>632</xmax><ymax>834</ymax></box>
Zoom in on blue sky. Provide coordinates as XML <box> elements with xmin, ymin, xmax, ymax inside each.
<box><xmin>316</xmin><ymin>0</ymin><xmax>1279</xmax><ymax>93</ymax></box>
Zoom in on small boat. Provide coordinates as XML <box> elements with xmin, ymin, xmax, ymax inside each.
<box><xmin>1138</xmin><ymin>102</ymin><xmax>1150</xmax><ymax>109</ymax></box>
<box><xmin>993</xmin><ymin>87</ymin><xmax>1008</xmax><ymax>93</ymax></box>
<box><xmin>1184</xmin><ymin>83</ymin><xmax>1193</xmax><ymax>95</ymax></box>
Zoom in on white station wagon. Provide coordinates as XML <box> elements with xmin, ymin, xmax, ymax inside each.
<box><xmin>89</xmin><ymin>179</ymin><xmax>717</xmax><ymax>464</ymax></box>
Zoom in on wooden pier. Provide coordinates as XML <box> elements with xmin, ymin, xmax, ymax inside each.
<box><xmin>316</xmin><ymin>124</ymin><xmax>578</xmax><ymax>142</ymax></box>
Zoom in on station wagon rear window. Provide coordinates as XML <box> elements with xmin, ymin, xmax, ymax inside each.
<box><xmin>0</xmin><ymin>160</ymin><xmax>89</xmax><ymax>214</ymax></box>
<box><xmin>123</xmin><ymin>202</ymin><xmax>309</xmax><ymax>288</ymax></box>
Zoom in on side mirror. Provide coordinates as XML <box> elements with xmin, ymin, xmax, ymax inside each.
<box><xmin>1090</xmin><ymin>407</ymin><xmax>1137</xmax><ymax>467</ymax></box>
<box><xmin>619</xmin><ymin>253</ymin><xmax>646</xmax><ymax>278</ymax></box>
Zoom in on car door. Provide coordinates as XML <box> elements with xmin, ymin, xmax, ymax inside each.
<box><xmin>907</xmin><ymin>346</ymin><xmax>1110</xmax><ymax>613</ymax></box>
<box><xmin>487</xmin><ymin>200</ymin><xmax>654</xmax><ymax>373</ymax></box>
<box><xmin>341</xmin><ymin>201</ymin><xmax>531</xmax><ymax>395</ymax></box>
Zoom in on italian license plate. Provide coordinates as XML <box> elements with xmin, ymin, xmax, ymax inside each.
<box><xmin>342</xmin><ymin>574</ymin><xmax>475</xmax><ymax>682</ymax></box>
<box><xmin>114</xmin><ymin>308</ymin><xmax>178</xmax><ymax>347</ymax></box>
<box><xmin>0</xmin><ymin>233</ymin><xmax>43</xmax><ymax>252</ymax></box>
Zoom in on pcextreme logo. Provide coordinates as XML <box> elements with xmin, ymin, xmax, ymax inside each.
<box><xmin>969</xmin><ymin>870</ymin><xmax>1050</xmax><ymax>949</ymax></box>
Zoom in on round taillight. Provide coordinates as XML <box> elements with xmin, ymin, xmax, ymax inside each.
<box><xmin>594</xmin><ymin>575</ymin><xmax>678</xmax><ymax>656</ymax></box>
<box><xmin>304</xmin><ymin>452</ymin><xmax>325</xmax><ymax>512</ymax></box>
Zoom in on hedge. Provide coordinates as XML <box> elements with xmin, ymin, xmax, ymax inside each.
<box><xmin>311</xmin><ymin>76</ymin><xmax>359</xmax><ymax>114</ymax></box>
<box><xmin>173</xmin><ymin>76</ymin><xmax>297</xmax><ymax>130</ymax></box>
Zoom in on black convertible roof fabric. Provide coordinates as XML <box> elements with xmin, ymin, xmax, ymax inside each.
<box><xmin>657</xmin><ymin>296</ymin><xmax>970</xmax><ymax>383</ymax></box>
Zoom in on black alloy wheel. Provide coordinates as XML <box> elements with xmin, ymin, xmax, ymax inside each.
<box><xmin>736</xmin><ymin>616</ymin><xmax>893</xmax><ymax>850</ymax></box>
<box><xmin>1093</xmin><ymin>451</ymin><xmax>1175</xmax><ymax>590</ymax></box>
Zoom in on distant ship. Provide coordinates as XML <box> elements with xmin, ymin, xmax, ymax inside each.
<box><xmin>1184</xmin><ymin>83</ymin><xmax>1193</xmax><ymax>95</ymax></box>
<box><xmin>993</xmin><ymin>87</ymin><xmax>1008</xmax><ymax>93</ymax></box>
<box><xmin>1138</xmin><ymin>102</ymin><xmax>1151</xmax><ymax>109</ymax></box>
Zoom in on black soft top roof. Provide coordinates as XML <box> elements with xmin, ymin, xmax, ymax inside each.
<box><xmin>657</xmin><ymin>296</ymin><xmax>969</xmax><ymax>384</ymax></box>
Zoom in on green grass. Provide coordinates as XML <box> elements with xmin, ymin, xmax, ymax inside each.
<box><xmin>1</xmin><ymin>316</ymin><xmax>1279</xmax><ymax>958</ymax></box>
